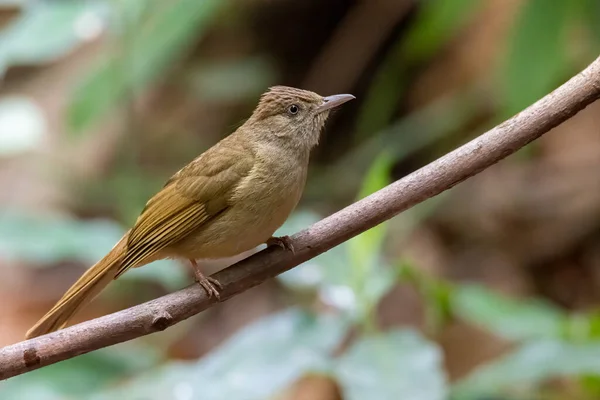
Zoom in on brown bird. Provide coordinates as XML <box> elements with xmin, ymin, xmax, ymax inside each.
<box><xmin>26</xmin><ymin>86</ymin><xmax>355</xmax><ymax>339</ymax></box>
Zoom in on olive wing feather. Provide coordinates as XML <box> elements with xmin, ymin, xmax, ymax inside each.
<box><xmin>116</xmin><ymin>139</ymin><xmax>254</xmax><ymax>277</ymax></box>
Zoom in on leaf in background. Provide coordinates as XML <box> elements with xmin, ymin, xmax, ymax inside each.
<box><xmin>278</xmin><ymin>154</ymin><xmax>397</xmax><ymax>320</ymax></box>
<box><xmin>188</xmin><ymin>57</ymin><xmax>277</xmax><ymax>102</ymax></box>
<box><xmin>0</xmin><ymin>211</ymin><xmax>124</xmax><ymax>265</ymax></box>
<box><xmin>346</xmin><ymin>152</ymin><xmax>395</xmax><ymax>322</ymax></box>
<box><xmin>0</xmin><ymin>343</ymin><xmax>159</xmax><ymax>399</ymax></box>
<box><xmin>452</xmin><ymin>285</ymin><xmax>566</xmax><ymax>340</ymax></box>
<box><xmin>0</xmin><ymin>211</ymin><xmax>187</xmax><ymax>289</ymax></box>
<box><xmin>93</xmin><ymin>309</ymin><xmax>348</xmax><ymax>400</ymax></box>
<box><xmin>398</xmin><ymin>262</ymin><xmax>453</xmax><ymax>334</ymax></box>
<box><xmin>0</xmin><ymin>1</ymin><xmax>108</xmax><ymax>75</ymax></box>
<box><xmin>453</xmin><ymin>340</ymin><xmax>600</xmax><ymax>398</ymax></box>
<box><xmin>354</xmin><ymin>0</ymin><xmax>483</xmax><ymax>140</ymax></box>
<box><xmin>501</xmin><ymin>0</ymin><xmax>573</xmax><ymax>116</ymax></box>
<box><xmin>335</xmin><ymin>329</ymin><xmax>447</xmax><ymax>400</ymax></box>
<box><xmin>0</xmin><ymin>96</ymin><xmax>46</xmax><ymax>156</ymax></box>
<box><xmin>306</xmin><ymin>87</ymin><xmax>482</xmax><ymax>203</ymax></box>
<box><xmin>403</xmin><ymin>0</ymin><xmax>484</xmax><ymax>62</ymax></box>
<box><xmin>349</xmin><ymin>151</ymin><xmax>394</xmax><ymax>263</ymax></box>
<box><xmin>276</xmin><ymin>211</ymin><xmax>350</xmax><ymax>293</ymax></box>
<box><xmin>68</xmin><ymin>0</ymin><xmax>224</xmax><ymax>135</ymax></box>
<box><xmin>582</xmin><ymin>0</ymin><xmax>600</xmax><ymax>50</ymax></box>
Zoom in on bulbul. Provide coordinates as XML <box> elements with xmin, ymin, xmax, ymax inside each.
<box><xmin>26</xmin><ymin>86</ymin><xmax>355</xmax><ymax>339</ymax></box>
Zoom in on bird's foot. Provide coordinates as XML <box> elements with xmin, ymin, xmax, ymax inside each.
<box><xmin>189</xmin><ymin>260</ymin><xmax>223</xmax><ymax>300</ymax></box>
<box><xmin>267</xmin><ymin>235</ymin><xmax>295</xmax><ymax>255</ymax></box>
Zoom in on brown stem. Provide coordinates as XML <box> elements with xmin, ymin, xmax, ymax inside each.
<box><xmin>1</xmin><ymin>55</ymin><xmax>600</xmax><ymax>381</ymax></box>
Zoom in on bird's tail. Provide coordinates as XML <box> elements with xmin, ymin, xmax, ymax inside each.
<box><xmin>25</xmin><ymin>235</ymin><xmax>128</xmax><ymax>339</ymax></box>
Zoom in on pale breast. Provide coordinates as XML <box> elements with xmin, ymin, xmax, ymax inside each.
<box><xmin>170</xmin><ymin>149</ymin><xmax>307</xmax><ymax>259</ymax></box>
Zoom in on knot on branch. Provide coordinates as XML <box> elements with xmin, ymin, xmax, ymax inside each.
<box><xmin>151</xmin><ymin>310</ymin><xmax>173</xmax><ymax>332</ymax></box>
<box><xmin>23</xmin><ymin>347</ymin><xmax>41</xmax><ymax>368</ymax></box>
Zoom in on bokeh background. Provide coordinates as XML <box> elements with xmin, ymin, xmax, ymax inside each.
<box><xmin>0</xmin><ymin>0</ymin><xmax>599</xmax><ymax>399</ymax></box>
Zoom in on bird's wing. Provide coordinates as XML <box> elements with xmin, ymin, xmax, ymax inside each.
<box><xmin>115</xmin><ymin>139</ymin><xmax>254</xmax><ymax>278</ymax></box>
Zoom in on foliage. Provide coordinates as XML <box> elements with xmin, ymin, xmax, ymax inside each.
<box><xmin>91</xmin><ymin>310</ymin><xmax>349</xmax><ymax>400</ymax></box>
<box><xmin>2</xmin><ymin>0</ymin><xmax>600</xmax><ymax>399</ymax></box>
<box><xmin>0</xmin><ymin>0</ymin><xmax>109</xmax><ymax>76</ymax></box>
<box><xmin>68</xmin><ymin>0</ymin><xmax>225</xmax><ymax>134</ymax></box>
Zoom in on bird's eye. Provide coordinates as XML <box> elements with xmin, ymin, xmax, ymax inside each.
<box><xmin>288</xmin><ymin>104</ymin><xmax>299</xmax><ymax>115</ymax></box>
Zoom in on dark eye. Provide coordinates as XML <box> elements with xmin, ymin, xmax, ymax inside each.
<box><xmin>288</xmin><ymin>104</ymin><xmax>299</xmax><ymax>115</ymax></box>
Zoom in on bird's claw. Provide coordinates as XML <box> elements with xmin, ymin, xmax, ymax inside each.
<box><xmin>196</xmin><ymin>275</ymin><xmax>222</xmax><ymax>300</ymax></box>
<box><xmin>190</xmin><ymin>259</ymin><xmax>222</xmax><ymax>300</ymax></box>
<box><xmin>267</xmin><ymin>235</ymin><xmax>295</xmax><ymax>255</ymax></box>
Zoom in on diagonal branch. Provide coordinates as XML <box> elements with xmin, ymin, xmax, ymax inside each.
<box><xmin>2</xmin><ymin>55</ymin><xmax>600</xmax><ymax>381</ymax></box>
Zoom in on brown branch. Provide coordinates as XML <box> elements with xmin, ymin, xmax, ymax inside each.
<box><xmin>2</xmin><ymin>55</ymin><xmax>600</xmax><ymax>380</ymax></box>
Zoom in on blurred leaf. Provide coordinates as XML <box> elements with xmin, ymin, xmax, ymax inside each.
<box><xmin>452</xmin><ymin>285</ymin><xmax>566</xmax><ymax>340</ymax></box>
<box><xmin>347</xmin><ymin>152</ymin><xmax>395</xmax><ymax>325</ymax></box>
<box><xmin>276</xmin><ymin>211</ymin><xmax>375</xmax><ymax>314</ymax></box>
<box><xmin>502</xmin><ymin>0</ymin><xmax>573</xmax><ymax>116</ymax></box>
<box><xmin>453</xmin><ymin>340</ymin><xmax>600</xmax><ymax>398</ymax></box>
<box><xmin>347</xmin><ymin>152</ymin><xmax>393</xmax><ymax>271</ymax></box>
<box><xmin>582</xmin><ymin>0</ymin><xmax>600</xmax><ymax>48</ymax></box>
<box><xmin>0</xmin><ymin>211</ymin><xmax>124</xmax><ymax>265</ymax></box>
<box><xmin>188</xmin><ymin>57</ymin><xmax>277</xmax><ymax>102</ymax></box>
<box><xmin>0</xmin><ymin>343</ymin><xmax>159</xmax><ymax>399</ymax></box>
<box><xmin>307</xmin><ymin>87</ymin><xmax>482</xmax><ymax>202</ymax></box>
<box><xmin>403</xmin><ymin>0</ymin><xmax>484</xmax><ymax>61</ymax></box>
<box><xmin>335</xmin><ymin>329</ymin><xmax>447</xmax><ymax>400</ymax></box>
<box><xmin>276</xmin><ymin>211</ymin><xmax>349</xmax><ymax>292</ymax></box>
<box><xmin>354</xmin><ymin>0</ymin><xmax>483</xmax><ymax>140</ymax></box>
<box><xmin>398</xmin><ymin>262</ymin><xmax>453</xmax><ymax>334</ymax></box>
<box><xmin>0</xmin><ymin>1</ymin><xmax>108</xmax><ymax>75</ymax></box>
<box><xmin>0</xmin><ymin>96</ymin><xmax>46</xmax><ymax>156</ymax></box>
<box><xmin>68</xmin><ymin>0</ymin><xmax>224</xmax><ymax>135</ymax></box>
<box><xmin>0</xmin><ymin>211</ymin><xmax>187</xmax><ymax>289</ymax></box>
<box><xmin>94</xmin><ymin>309</ymin><xmax>348</xmax><ymax>400</ymax></box>
<box><xmin>278</xmin><ymin>155</ymin><xmax>397</xmax><ymax>322</ymax></box>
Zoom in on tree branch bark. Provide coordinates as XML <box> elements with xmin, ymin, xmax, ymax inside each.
<box><xmin>2</xmin><ymin>55</ymin><xmax>600</xmax><ymax>381</ymax></box>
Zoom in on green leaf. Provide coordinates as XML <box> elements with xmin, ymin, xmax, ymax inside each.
<box><xmin>354</xmin><ymin>0</ymin><xmax>483</xmax><ymax>140</ymax></box>
<box><xmin>0</xmin><ymin>211</ymin><xmax>187</xmax><ymax>289</ymax></box>
<box><xmin>276</xmin><ymin>211</ymin><xmax>349</xmax><ymax>292</ymax></box>
<box><xmin>0</xmin><ymin>343</ymin><xmax>159</xmax><ymax>399</ymax></box>
<box><xmin>335</xmin><ymin>329</ymin><xmax>447</xmax><ymax>400</ymax></box>
<box><xmin>398</xmin><ymin>262</ymin><xmax>453</xmax><ymax>334</ymax></box>
<box><xmin>582</xmin><ymin>0</ymin><xmax>600</xmax><ymax>49</ymax></box>
<box><xmin>188</xmin><ymin>57</ymin><xmax>277</xmax><ymax>102</ymax></box>
<box><xmin>68</xmin><ymin>0</ymin><xmax>223</xmax><ymax>134</ymax></box>
<box><xmin>453</xmin><ymin>340</ymin><xmax>600</xmax><ymax>398</ymax></box>
<box><xmin>452</xmin><ymin>285</ymin><xmax>566</xmax><ymax>340</ymax></box>
<box><xmin>502</xmin><ymin>0</ymin><xmax>573</xmax><ymax>116</ymax></box>
<box><xmin>0</xmin><ymin>1</ymin><xmax>109</xmax><ymax>75</ymax></box>
<box><xmin>403</xmin><ymin>0</ymin><xmax>484</xmax><ymax>62</ymax></box>
<box><xmin>0</xmin><ymin>211</ymin><xmax>124</xmax><ymax>265</ymax></box>
<box><xmin>94</xmin><ymin>309</ymin><xmax>348</xmax><ymax>400</ymax></box>
<box><xmin>347</xmin><ymin>152</ymin><xmax>394</xmax><ymax>270</ymax></box>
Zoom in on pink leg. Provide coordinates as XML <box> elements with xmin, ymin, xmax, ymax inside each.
<box><xmin>189</xmin><ymin>259</ymin><xmax>223</xmax><ymax>300</ymax></box>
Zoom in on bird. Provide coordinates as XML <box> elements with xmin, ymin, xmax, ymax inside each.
<box><xmin>25</xmin><ymin>86</ymin><xmax>355</xmax><ymax>339</ymax></box>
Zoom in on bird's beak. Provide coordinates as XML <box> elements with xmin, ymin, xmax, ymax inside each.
<box><xmin>316</xmin><ymin>94</ymin><xmax>355</xmax><ymax>113</ymax></box>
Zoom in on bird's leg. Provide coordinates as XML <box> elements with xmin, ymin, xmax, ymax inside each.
<box><xmin>267</xmin><ymin>235</ymin><xmax>295</xmax><ymax>255</ymax></box>
<box><xmin>189</xmin><ymin>259</ymin><xmax>223</xmax><ymax>300</ymax></box>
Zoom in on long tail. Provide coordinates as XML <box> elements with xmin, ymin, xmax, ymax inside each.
<box><xmin>25</xmin><ymin>235</ymin><xmax>128</xmax><ymax>339</ymax></box>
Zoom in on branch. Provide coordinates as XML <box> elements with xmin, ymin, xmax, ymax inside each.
<box><xmin>2</xmin><ymin>55</ymin><xmax>600</xmax><ymax>380</ymax></box>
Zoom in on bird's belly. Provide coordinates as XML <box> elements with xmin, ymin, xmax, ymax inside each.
<box><xmin>169</xmin><ymin>172</ymin><xmax>304</xmax><ymax>259</ymax></box>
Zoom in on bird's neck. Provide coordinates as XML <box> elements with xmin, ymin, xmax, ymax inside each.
<box><xmin>236</xmin><ymin>125</ymin><xmax>312</xmax><ymax>164</ymax></box>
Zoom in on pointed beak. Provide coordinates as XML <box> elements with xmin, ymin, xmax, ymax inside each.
<box><xmin>316</xmin><ymin>93</ymin><xmax>355</xmax><ymax>113</ymax></box>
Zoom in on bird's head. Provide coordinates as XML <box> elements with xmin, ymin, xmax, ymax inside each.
<box><xmin>247</xmin><ymin>86</ymin><xmax>355</xmax><ymax>150</ymax></box>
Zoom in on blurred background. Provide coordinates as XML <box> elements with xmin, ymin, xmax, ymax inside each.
<box><xmin>0</xmin><ymin>0</ymin><xmax>599</xmax><ymax>399</ymax></box>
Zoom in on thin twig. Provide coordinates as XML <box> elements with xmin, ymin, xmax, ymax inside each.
<box><xmin>1</xmin><ymin>56</ymin><xmax>600</xmax><ymax>380</ymax></box>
